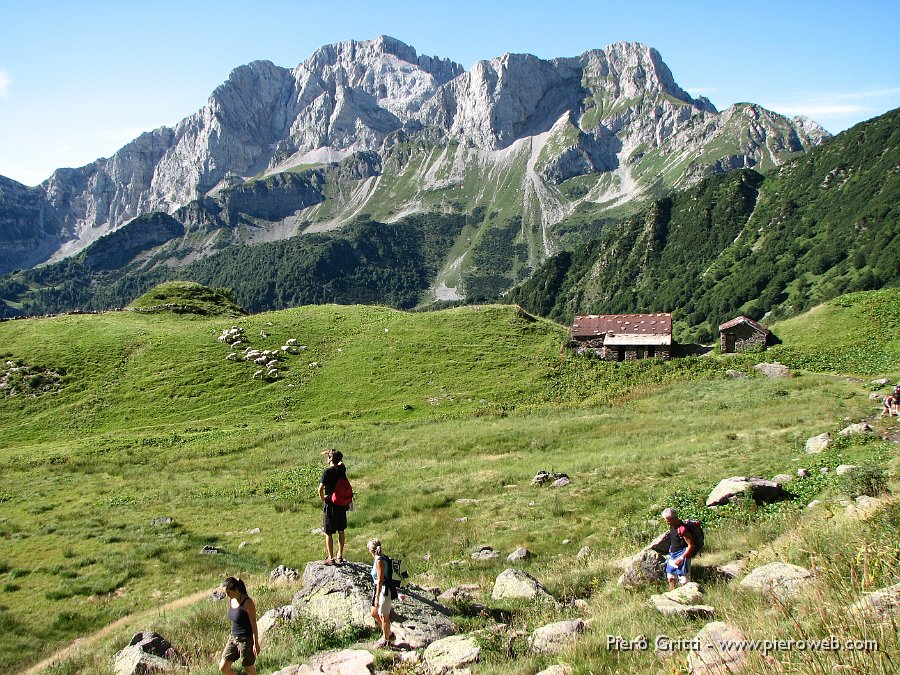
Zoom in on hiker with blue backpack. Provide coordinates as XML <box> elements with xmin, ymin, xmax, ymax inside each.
<box><xmin>661</xmin><ymin>507</ymin><xmax>703</xmax><ymax>590</ymax></box>
<box><xmin>318</xmin><ymin>449</ymin><xmax>353</xmax><ymax>565</ymax></box>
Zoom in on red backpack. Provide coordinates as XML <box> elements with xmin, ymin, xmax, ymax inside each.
<box><xmin>330</xmin><ymin>476</ymin><xmax>354</xmax><ymax>507</ymax></box>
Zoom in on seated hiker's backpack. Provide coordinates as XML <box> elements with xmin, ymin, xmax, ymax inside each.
<box><xmin>330</xmin><ymin>476</ymin><xmax>354</xmax><ymax>507</ymax></box>
<box><xmin>680</xmin><ymin>519</ymin><xmax>705</xmax><ymax>556</ymax></box>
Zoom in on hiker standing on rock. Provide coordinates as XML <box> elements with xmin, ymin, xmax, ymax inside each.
<box><xmin>367</xmin><ymin>538</ymin><xmax>396</xmax><ymax>648</ymax></box>
<box><xmin>219</xmin><ymin>577</ymin><xmax>260</xmax><ymax>675</ymax></box>
<box><xmin>318</xmin><ymin>449</ymin><xmax>352</xmax><ymax>565</ymax></box>
<box><xmin>662</xmin><ymin>507</ymin><xmax>696</xmax><ymax>590</ymax></box>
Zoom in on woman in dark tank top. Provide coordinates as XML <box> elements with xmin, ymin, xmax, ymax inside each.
<box><xmin>219</xmin><ymin>576</ymin><xmax>260</xmax><ymax>674</ymax></box>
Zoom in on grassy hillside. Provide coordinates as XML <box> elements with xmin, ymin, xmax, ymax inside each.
<box><xmin>0</xmin><ymin>291</ymin><xmax>898</xmax><ymax>673</ymax></box>
<box><xmin>512</xmin><ymin>108</ymin><xmax>900</xmax><ymax>341</ymax></box>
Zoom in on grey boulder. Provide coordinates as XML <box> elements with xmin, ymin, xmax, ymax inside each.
<box><xmin>706</xmin><ymin>476</ymin><xmax>784</xmax><ymax>507</ymax></box>
<box><xmin>292</xmin><ymin>561</ymin><xmax>455</xmax><ymax>649</ymax></box>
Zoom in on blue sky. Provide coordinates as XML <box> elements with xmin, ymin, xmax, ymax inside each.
<box><xmin>1</xmin><ymin>0</ymin><xmax>898</xmax><ymax>186</ymax></box>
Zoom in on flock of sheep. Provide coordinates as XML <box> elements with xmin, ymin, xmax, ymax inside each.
<box><xmin>216</xmin><ymin>325</ymin><xmax>307</xmax><ymax>381</ymax></box>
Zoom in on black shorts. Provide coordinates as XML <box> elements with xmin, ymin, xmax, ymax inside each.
<box><xmin>323</xmin><ymin>502</ymin><xmax>347</xmax><ymax>534</ymax></box>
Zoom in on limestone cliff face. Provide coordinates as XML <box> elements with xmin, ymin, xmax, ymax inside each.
<box><xmin>0</xmin><ymin>36</ymin><xmax>829</xmax><ymax>271</ymax></box>
<box><xmin>0</xmin><ymin>176</ymin><xmax>63</xmax><ymax>274</ymax></box>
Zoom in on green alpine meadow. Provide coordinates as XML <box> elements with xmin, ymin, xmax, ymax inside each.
<box><xmin>0</xmin><ymin>284</ymin><xmax>898</xmax><ymax>673</ymax></box>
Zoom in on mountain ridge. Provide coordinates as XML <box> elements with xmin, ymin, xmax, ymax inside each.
<box><xmin>0</xmin><ymin>35</ymin><xmax>828</xmax><ymax>280</ymax></box>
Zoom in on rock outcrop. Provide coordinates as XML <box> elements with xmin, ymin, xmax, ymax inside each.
<box><xmin>706</xmin><ymin>476</ymin><xmax>785</xmax><ymax>507</ymax></box>
<box><xmin>687</xmin><ymin>622</ymin><xmax>750</xmax><ymax>674</ymax></box>
<box><xmin>739</xmin><ymin>562</ymin><xmax>812</xmax><ymax>601</ymax></box>
<box><xmin>528</xmin><ymin>619</ymin><xmax>585</xmax><ymax>654</ymax></box>
<box><xmin>423</xmin><ymin>634</ymin><xmax>481</xmax><ymax>672</ymax></box>
<box><xmin>618</xmin><ymin>549</ymin><xmax>666</xmax><ymax>589</ymax></box>
<box><xmin>491</xmin><ymin>568</ymin><xmax>555</xmax><ymax>602</ymax></box>
<box><xmin>291</xmin><ymin>561</ymin><xmax>455</xmax><ymax>649</ymax></box>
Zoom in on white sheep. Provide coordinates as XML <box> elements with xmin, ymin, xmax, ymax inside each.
<box><xmin>286</xmin><ymin>338</ymin><xmax>297</xmax><ymax>345</ymax></box>
<box><xmin>252</xmin><ymin>370</ymin><xmax>264</xmax><ymax>379</ymax></box>
<box><xmin>267</xmin><ymin>369</ymin><xmax>279</xmax><ymax>378</ymax></box>
<box><xmin>231</xmin><ymin>341</ymin><xmax>243</xmax><ymax>348</ymax></box>
<box><xmin>254</xmin><ymin>356</ymin><xmax>268</xmax><ymax>365</ymax></box>
<box><xmin>281</xmin><ymin>345</ymin><xmax>290</xmax><ymax>352</ymax></box>
<box><xmin>266</xmin><ymin>360</ymin><xmax>278</xmax><ymax>369</ymax></box>
<box><xmin>226</xmin><ymin>353</ymin><xmax>237</xmax><ymax>360</ymax></box>
<box><xmin>309</xmin><ymin>362</ymin><xmax>319</xmax><ymax>368</ymax></box>
<box><xmin>260</xmin><ymin>330</ymin><xmax>269</xmax><ymax>338</ymax></box>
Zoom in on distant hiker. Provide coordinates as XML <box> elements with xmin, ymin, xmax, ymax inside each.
<box><xmin>219</xmin><ymin>576</ymin><xmax>260</xmax><ymax>675</ymax></box>
<box><xmin>661</xmin><ymin>507</ymin><xmax>697</xmax><ymax>590</ymax></box>
<box><xmin>881</xmin><ymin>393</ymin><xmax>899</xmax><ymax>418</ymax></box>
<box><xmin>367</xmin><ymin>538</ymin><xmax>397</xmax><ymax>648</ymax></box>
<box><xmin>318</xmin><ymin>449</ymin><xmax>352</xmax><ymax>564</ymax></box>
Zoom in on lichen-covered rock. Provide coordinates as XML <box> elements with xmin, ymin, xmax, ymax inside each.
<box><xmin>687</xmin><ymin>622</ymin><xmax>749</xmax><ymax>674</ymax></box>
<box><xmin>535</xmin><ymin>666</ymin><xmax>574</xmax><ymax>675</ymax></box>
<box><xmin>805</xmin><ymin>432</ymin><xmax>832</xmax><ymax>454</ymax></box>
<box><xmin>706</xmin><ymin>476</ymin><xmax>784</xmax><ymax>507</ymax></box>
<box><xmin>665</xmin><ymin>582</ymin><xmax>704</xmax><ymax>605</ymax></box>
<box><xmin>113</xmin><ymin>632</ymin><xmax>174</xmax><ymax>675</ymax></box>
<box><xmin>309</xmin><ymin>649</ymin><xmax>374</xmax><ymax>675</ymax></box>
<box><xmin>754</xmin><ymin>362</ymin><xmax>792</xmax><ymax>378</ymax></box>
<box><xmin>528</xmin><ymin>619</ymin><xmax>585</xmax><ymax>654</ymax></box>
<box><xmin>839</xmin><ymin>422</ymin><xmax>873</xmax><ymax>436</ymax></box>
<box><xmin>649</xmin><ymin>594</ymin><xmax>715</xmax><ymax>619</ymax></box>
<box><xmin>849</xmin><ymin>582</ymin><xmax>900</xmax><ymax>621</ymax></box>
<box><xmin>491</xmin><ymin>568</ymin><xmax>555</xmax><ymax>602</ymax></box>
<box><xmin>740</xmin><ymin>562</ymin><xmax>812</xmax><ymax>601</ymax></box>
<box><xmin>292</xmin><ymin>561</ymin><xmax>455</xmax><ymax>649</ymax></box>
<box><xmin>423</xmin><ymin>634</ymin><xmax>481</xmax><ymax>672</ymax></box>
<box><xmin>618</xmin><ymin>549</ymin><xmax>666</xmax><ymax>589</ymax></box>
<box><xmin>507</xmin><ymin>547</ymin><xmax>532</xmax><ymax>562</ymax></box>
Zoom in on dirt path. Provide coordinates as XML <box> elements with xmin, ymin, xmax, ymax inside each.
<box><xmin>25</xmin><ymin>587</ymin><xmax>214</xmax><ymax>674</ymax></box>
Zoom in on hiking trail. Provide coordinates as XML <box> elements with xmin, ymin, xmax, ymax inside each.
<box><xmin>25</xmin><ymin>587</ymin><xmax>213</xmax><ymax>674</ymax></box>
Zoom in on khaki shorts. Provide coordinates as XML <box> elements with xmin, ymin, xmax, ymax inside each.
<box><xmin>222</xmin><ymin>635</ymin><xmax>256</xmax><ymax>667</ymax></box>
<box><xmin>372</xmin><ymin>589</ymin><xmax>393</xmax><ymax>618</ymax></box>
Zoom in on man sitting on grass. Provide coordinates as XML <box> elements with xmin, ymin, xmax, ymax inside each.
<box><xmin>661</xmin><ymin>507</ymin><xmax>697</xmax><ymax>590</ymax></box>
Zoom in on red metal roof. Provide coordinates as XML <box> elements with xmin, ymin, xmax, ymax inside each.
<box><xmin>718</xmin><ymin>315</ymin><xmax>769</xmax><ymax>333</ymax></box>
<box><xmin>572</xmin><ymin>313</ymin><xmax>672</xmax><ymax>339</ymax></box>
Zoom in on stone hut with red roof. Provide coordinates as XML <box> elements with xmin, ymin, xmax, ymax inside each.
<box><xmin>718</xmin><ymin>315</ymin><xmax>771</xmax><ymax>353</ymax></box>
<box><xmin>571</xmin><ymin>313</ymin><xmax>673</xmax><ymax>361</ymax></box>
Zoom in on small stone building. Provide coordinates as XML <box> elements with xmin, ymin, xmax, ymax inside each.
<box><xmin>571</xmin><ymin>313</ymin><xmax>672</xmax><ymax>361</ymax></box>
<box><xmin>719</xmin><ymin>316</ymin><xmax>771</xmax><ymax>353</ymax></box>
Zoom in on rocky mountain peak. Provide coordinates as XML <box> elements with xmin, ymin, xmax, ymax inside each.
<box><xmin>1</xmin><ymin>37</ymin><xmax>831</xmax><ymax>274</ymax></box>
<box><xmin>301</xmin><ymin>35</ymin><xmax>464</xmax><ymax>86</ymax></box>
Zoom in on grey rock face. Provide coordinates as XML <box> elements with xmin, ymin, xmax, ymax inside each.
<box><xmin>740</xmin><ymin>562</ymin><xmax>812</xmax><ymax>601</ymax></box>
<box><xmin>528</xmin><ymin>619</ymin><xmax>585</xmax><ymax>654</ymax></box>
<box><xmin>291</xmin><ymin>561</ymin><xmax>455</xmax><ymax>649</ymax></box>
<box><xmin>805</xmin><ymin>432</ymin><xmax>832</xmax><ymax>454</ymax></box>
<box><xmin>423</xmin><ymin>634</ymin><xmax>481</xmax><ymax>672</ymax></box>
<box><xmin>618</xmin><ymin>549</ymin><xmax>666</xmax><ymax>589</ymax></box>
<box><xmin>850</xmin><ymin>582</ymin><xmax>900</xmax><ymax>621</ymax></box>
<box><xmin>706</xmin><ymin>476</ymin><xmax>784</xmax><ymax>507</ymax></box>
<box><xmin>649</xmin><ymin>594</ymin><xmax>715</xmax><ymax>619</ymax></box>
<box><xmin>5</xmin><ymin>37</ymin><xmax>828</xmax><ymax>274</ymax></box>
<box><xmin>839</xmin><ymin>422</ymin><xmax>873</xmax><ymax>436</ymax></box>
<box><xmin>507</xmin><ymin>547</ymin><xmax>533</xmax><ymax>562</ymax></box>
<box><xmin>113</xmin><ymin>632</ymin><xmax>174</xmax><ymax>675</ymax></box>
<box><xmin>491</xmin><ymin>568</ymin><xmax>554</xmax><ymax>602</ymax></box>
<box><xmin>687</xmin><ymin>622</ymin><xmax>749</xmax><ymax>674</ymax></box>
<box><xmin>754</xmin><ymin>362</ymin><xmax>792</xmax><ymax>378</ymax></box>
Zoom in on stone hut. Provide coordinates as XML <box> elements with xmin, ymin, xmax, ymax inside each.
<box><xmin>719</xmin><ymin>316</ymin><xmax>771</xmax><ymax>353</ymax></box>
<box><xmin>571</xmin><ymin>313</ymin><xmax>672</xmax><ymax>361</ymax></box>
